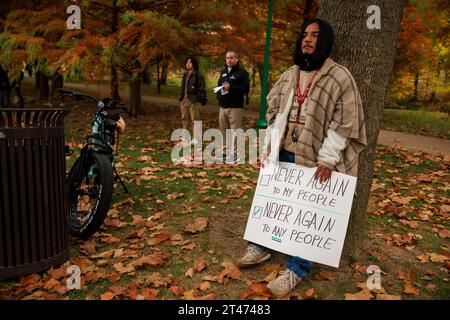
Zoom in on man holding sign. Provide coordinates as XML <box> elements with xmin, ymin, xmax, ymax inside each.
<box><xmin>238</xmin><ymin>19</ymin><xmax>367</xmax><ymax>298</ymax></box>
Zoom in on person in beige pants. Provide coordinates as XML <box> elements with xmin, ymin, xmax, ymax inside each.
<box><xmin>178</xmin><ymin>56</ymin><xmax>207</xmax><ymax>144</ymax></box>
<box><xmin>216</xmin><ymin>50</ymin><xmax>250</xmax><ymax>163</ymax></box>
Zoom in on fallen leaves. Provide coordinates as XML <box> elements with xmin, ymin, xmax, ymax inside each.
<box><xmin>169</xmin><ymin>286</ymin><xmax>185</xmax><ymax>297</ymax></box>
<box><xmin>182</xmin><ymin>289</ymin><xmax>215</xmax><ymax>300</ymax></box>
<box><xmin>180</xmin><ymin>242</ymin><xmax>197</xmax><ymax>250</ymax></box>
<box><xmin>137</xmin><ymin>155</ymin><xmax>154</xmax><ymax>163</ymax></box>
<box><xmin>112</xmin><ymin>197</ymin><xmax>135</xmax><ymax>208</ymax></box>
<box><xmin>197</xmin><ymin>282</ymin><xmax>211</xmax><ymax>292</ymax></box>
<box><xmin>392</xmin><ymin>195</ymin><xmax>415</xmax><ymax>205</ymax></box>
<box><xmin>344</xmin><ymin>290</ymin><xmax>374</xmax><ymax>300</ymax></box>
<box><xmin>131</xmin><ymin>252</ymin><xmax>172</xmax><ymax>268</ymax></box>
<box><xmin>146</xmin><ymin>272</ymin><xmax>172</xmax><ymax>288</ymax></box>
<box><xmin>184</xmin><ymin>217</ymin><xmax>208</xmax><ymax>234</ymax></box>
<box><xmin>345</xmin><ymin>280</ymin><xmax>399</xmax><ymax>300</ymax></box>
<box><xmin>47</xmin><ymin>267</ymin><xmax>67</xmax><ymax>281</ymax></box>
<box><xmin>399</xmin><ymin>219</ymin><xmax>420</xmax><ymax>229</ymax></box>
<box><xmin>241</xmin><ymin>282</ymin><xmax>272</xmax><ymax>300</ymax></box>
<box><xmin>113</xmin><ymin>262</ymin><xmax>135</xmax><ymax>274</ymax></box>
<box><xmin>303</xmin><ymin>288</ymin><xmax>317</xmax><ymax>299</ymax></box>
<box><xmin>100</xmin><ymin>292</ymin><xmax>116</xmax><ymax>300</ymax></box>
<box><xmin>403</xmin><ymin>282</ymin><xmax>420</xmax><ymax>296</ymax></box>
<box><xmin>167</xmin><ymin>192</ymin><xmax>184</xmax><ymax>200</ymax></box>
<box><xmin>147</xmin><ymin>233</ymin><xmax>171</xmax><ymax>246</ymax></box>
<box><xmin>376</xmin><ymin>294</ymin><xmax>402</xmax><ymax>300</ymax></box>
<box><xmin>185</xmin><ymin>268</ymin><xmax>195</xmax><ymax>278</ymax></box>
<box><xmin>395</xmin><ymin>269</ymin><xmax>414</xmax><ymax>281</ymax></box>
<box><xmin>217</xmin><ymin>262</ymin><xmax>241</xmax><ymax>284</ymax></box>
<box><xmin>428</xmin><ymin>253</ymin><xmax>449</xmax><ymax>263</ymax></box>
<box><xmin>438</xmin><ymin>229</ymin><xmax>450</xmax><ymax>239</ymax></box>
<box><xmin>417</xmin><ymin>253</ymin><xmax>430</xmax><ymax>262</ymax></box>
<box><xmin>312</xmin><ymin>270</ymin><xmax>336</xmax><ymax>281</ymax></box>
<box><xmin>194</xmin><ymin>260</ymin><xmax>208</xmax><ymax>272</ymax></box>
<box><xmin>417</xmin><ymin>174</ymin><xmax>432</xmax><ymax>183</ymax></box>
<box><xmin>262</xmin><ymin>271</ymin><xmax>278</xmax><ymax>283</ymax></box>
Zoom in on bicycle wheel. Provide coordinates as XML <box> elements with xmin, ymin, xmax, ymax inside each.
<box><xmin>67</xmin><ymin>152</ymin><xmax>114</xmax><ymax>239</ymax></box>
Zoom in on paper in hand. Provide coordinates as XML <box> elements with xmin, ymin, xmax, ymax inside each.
<box><xmin>213</xmin><ymin>85</ymin><xmax>223</xmax><ymax>93</ymax></box>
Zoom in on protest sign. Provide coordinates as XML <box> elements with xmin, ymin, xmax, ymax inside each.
<box><xmin>243</xmin><ymin>162</ymin><xmax>357</xmax><ymax>268</ymax></box>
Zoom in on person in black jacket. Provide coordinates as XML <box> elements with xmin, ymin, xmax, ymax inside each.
<box><xmin>0</xmin><ymin>65</ymin><xmax>10</xmax><ymax>107</ymax></box>
<box><xmin>216</xmin><ymin>50</ymin><xmax>250</xmax><ymax>163</ymax></box>
<box><xmin>179</xmin><ymin>56</ymin><xmax>207</xmax><ymax>144</ymax></box>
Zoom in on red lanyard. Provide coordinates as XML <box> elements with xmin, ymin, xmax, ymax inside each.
<box><xmin>295</xmin><ymin>70</ymin><xmax>318</xmax><ymax>123</ymax></box>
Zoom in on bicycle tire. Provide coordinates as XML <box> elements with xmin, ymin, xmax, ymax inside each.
<box><xmin>67</xmin><ymin>152</ymin><xmax>114</xmax><ymax>239</ymax></box>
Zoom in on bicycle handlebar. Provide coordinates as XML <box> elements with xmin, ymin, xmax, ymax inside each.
<box><xmin>58</xmin><ymin>88</ymin><xmax>137</xmax><ymax>118</ymax></box>
<box><xmin>107</xmin><ymin>100</ymin><xmax>137</xmax><ymax>119</ymax></box>
<box><xmin>58</xmin><ymin>88</ymin><xmax>98</xmax><ymax>106</ymax></box>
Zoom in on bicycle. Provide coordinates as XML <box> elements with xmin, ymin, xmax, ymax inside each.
<box><xmin>59</xmin><ymin>88</ymin><xmax>135</xmax><ymax>239</ymax></box>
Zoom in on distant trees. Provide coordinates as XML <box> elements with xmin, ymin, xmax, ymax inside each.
<box><xmin>0</xmin><ymin>1</ymin><xmax>446</xmax><ymax>111</ymax></box>
<box><xmin>389</xmin><ymin>0</ymin><xmax>449</xmax><ymax>106</ymax></box>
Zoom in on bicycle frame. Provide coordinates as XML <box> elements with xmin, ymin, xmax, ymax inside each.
<box><xmin>59</xmin><ymin>88</ymin><xmax>133</xmax><ymax>193</ymax></box>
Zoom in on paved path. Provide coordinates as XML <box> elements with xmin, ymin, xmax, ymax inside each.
<box><xmin>64</xmin><ymin>82</ymin><xmax>450</xmax><ymax>156</ymax></box>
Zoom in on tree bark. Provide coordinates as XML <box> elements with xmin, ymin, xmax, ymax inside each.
<box><xmin>111</xmin><ymin>65</ymin><xmax>120</xmax><ymax>101</ymax></box>
<box><xmin>35</xmin><ymin>71</ymin><xmax>41</xmax><ymax>89</ymax></box>
<box><xmin>142</xmin><ymin>64</ymin><xmax>151</xmax><ymax>84</ymax></box>
<box><xmin>39</xmin><ymin>74</ymin><xmax>49</xmax><ymax>101</ymax></box>
<box><xmin>412</xmin><ymin>72</ymin><xmax>419</xmax><ymax>102</ymax></box>
<box><xmin>156</xmin><ymin>60</ymin><xmax>161</xmax><ymax>95</ymax></box>
<box><xmin>318</xmin><ymin>0</ymin><xmax>404</xmax><ymax>258</ymax></box>
<box><xmin>160</xmin><ymin>59</ymin><xmax>168</xmax><ymax>86</ymax></box>
<box><xmin>251</xmin><ymin>62</ymin><xmax>257</xmax><ymax>88</ymax></box>
<box><xmin>110</xmin><ymin>0</ymin><xmax>120</xmax><ymax>101</ymax></box>
<box><xmin>129</xmin><ymin>74</ymin><xmax>142</xmax><ymax>115</ymax></box>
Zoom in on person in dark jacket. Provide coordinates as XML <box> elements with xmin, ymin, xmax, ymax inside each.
<box><xmin>0</xmin><ymin>65</ymin><xmax>10</xmax><ymax>107</ymax></box>
<box><xmin>216</xmin><ymin>50</ymin><xmax>250</xmax><ymax>163</ymax></box>
<box><xmin>179</xmin><ymin>56</ymin><xmax>207</xmax><ymax>144</ymax></box>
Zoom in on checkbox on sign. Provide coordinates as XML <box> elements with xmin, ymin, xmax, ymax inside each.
<box><xmin>252</xmin><ymin>206</ymin><xmax>263</xmax><ymax>219</ymax></box>
<box><xmin>260</xmin><ymin>175</ymin><xmax>271</xmax><ymax>186</ymax></box>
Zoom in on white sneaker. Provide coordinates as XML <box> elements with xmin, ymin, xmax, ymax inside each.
<box><xmin>237</xmin><ymin>245</ymin><xmax>271</xmax><ymax>269</ymax></box>
<box><xmin>267</xmin><ymin>269</ymin><xmax>302</xmax><ymax>298</ymax></box>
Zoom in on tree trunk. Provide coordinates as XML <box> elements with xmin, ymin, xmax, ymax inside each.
<box><xmin>39</xmin><ymin>74</ymin><xmax>49</xmax><ymax>101</ymax></box>
<box><xmin>110</xmin><ymin>0</ymin><xmax>120</xmax><ymax>101</ymax></box>
<box><xmin>142</xmin><ymin>64</ymin><xmax>151</xmax><ymax>84</ymax></box>
<box><xmin>156</xmin><ymin>60</ymin><xmax>161</xmax><ymax>95</ymax></box>
<box><xmin>251</xmin><ymin>62</ymin><xmax>257</xmax><ymax>88</ymax></box>
<box><xmin>318</xmin><ymin>0</ymin><xmax>404</xmax><ymax>258</ymax></box>
<box><xmin>111</xmin><ymin>65</ymin><xmax>120</xmax><ymax>101</ymax></box>
<box><xmin>160</xmin><ymin>59</ymin><xmax>168</xmax><ymax>86</ymax></box>
<box><xmin>35</xmin><ymin>71</ymin><xmax>41</xmax><ymax>89</ymax></box>
<box><xmin>129</xmin><ymin>74</ymin><xmax>142</xmax><ymax>115</ymax></box>
<box><xmin>412</xmin><ymin>72</ymin><xmax>419</xmax><ymax>102</ymax></box>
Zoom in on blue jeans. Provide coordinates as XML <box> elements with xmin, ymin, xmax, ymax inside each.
<box><xmin>251</xmin><ymin>148</ymin><xmax>312</xmax><ymax>278</ymax></box>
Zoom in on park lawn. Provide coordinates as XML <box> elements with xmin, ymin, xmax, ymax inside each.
<box><xmin>0</xmin><ymin>83</ymin><xmax>449</xmax><ymax>300</ymax></box>
<box><xmin>65</xmin><ymin>78</ymin><xmax>449</xmax><ymax>139</ymax></box>
<box><xmin>381</xmin><ymin>109</ymin><xmax>450</xmax><ymax>140</ymax></box>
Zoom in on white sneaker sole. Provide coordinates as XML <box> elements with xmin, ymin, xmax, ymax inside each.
<box><xmin>237</xmin><ymin>252</ymin><xmax>271</xmax><ymax>269</ymax></box>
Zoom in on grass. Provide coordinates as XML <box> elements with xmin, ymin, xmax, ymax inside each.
<box><xmin>381</xmin><ymin>109</ymin><xmax>450</xmax><ymax>139</ymax></box>
<box><xmin>65</xmin><ymin>77</ymin><xmax>449</xmax><ymax>139</ymax></box>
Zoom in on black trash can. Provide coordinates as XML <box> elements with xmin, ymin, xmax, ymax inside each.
<box><xmin>0</xmin><ymin>108</ymin><xmax>70</xmax><ymax>279</ymax></box>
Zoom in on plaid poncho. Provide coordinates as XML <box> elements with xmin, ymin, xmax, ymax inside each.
<box><xmin>264</xmin><ymin>58</ymin><xmax>367</xmax><ymax>176</ymax></box>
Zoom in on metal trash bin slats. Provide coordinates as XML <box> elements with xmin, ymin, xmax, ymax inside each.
<box><xmin>0</xmin><ymin>108</ymin><xmax>69</xmax><ymax>279</ymax></box>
